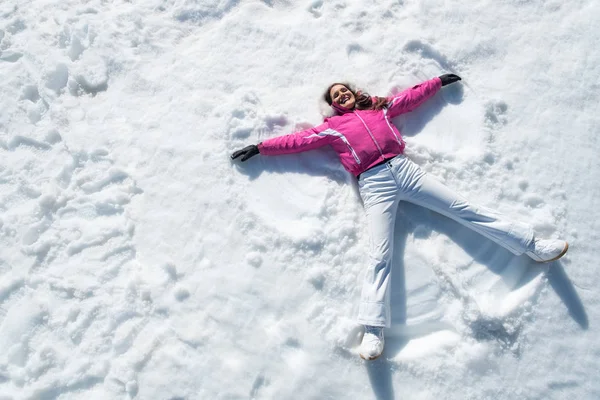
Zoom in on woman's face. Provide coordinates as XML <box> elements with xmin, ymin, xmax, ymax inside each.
<box><xmin>329</xmin><ymin>84</ymin><xmax>356</xmax><ymax>109</ymax></box>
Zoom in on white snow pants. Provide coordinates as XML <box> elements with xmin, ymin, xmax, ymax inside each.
<box><xmin>356</xmin><ymin>155</ymin><xmax>534</xmax><ymax>327</ymax></box>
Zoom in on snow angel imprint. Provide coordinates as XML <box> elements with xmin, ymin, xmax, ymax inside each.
<box><xmin>231</xmin><ymin>74</ymin><xmax>569</xmax><ymax>361</ymax></box>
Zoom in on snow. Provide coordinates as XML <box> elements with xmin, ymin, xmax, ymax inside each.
<box><xmin>0</xmin><ymin>0</ymin><xmax>598</xmax><ymax>398</ymax></box>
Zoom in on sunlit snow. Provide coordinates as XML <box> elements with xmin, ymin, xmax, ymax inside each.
<box><xmin>0</xmin><ymin>0</ymin><xmax>598</xmax><ymax>399</ymax></box>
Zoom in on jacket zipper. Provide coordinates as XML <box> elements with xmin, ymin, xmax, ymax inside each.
<box><xmin>355</xmin><ymin>112</ymin><xmax>384</xmax><ymax>158</ymax></box>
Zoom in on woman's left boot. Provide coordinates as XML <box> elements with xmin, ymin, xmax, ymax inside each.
<box><xmin>359</xmin><ymin>326</ymin><xmax>384</xmax><ymax>360</ymax></box>
<box><xmin>526</xmin><ymin>238</ymin><xmax>569</xmax><ymax>263</ymax></box>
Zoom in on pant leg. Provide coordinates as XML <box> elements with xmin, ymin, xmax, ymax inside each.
<box><xmin>392</xmin><ymin>156</ymin><xmax>534</xmax><ymax>255</ymax></box>
<box><xmin>357</xmin><ymin>165</ymin><xmax>400</xmax><ymax>328</ymax></box>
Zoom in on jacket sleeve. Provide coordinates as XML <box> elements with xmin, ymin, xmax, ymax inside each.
<box><xmin>257</xmin><ymin>122</ymin><xmax>334</xmax><ymax>156</ymax></box>
<box><xmin>386</xmin><ymin>77</ymin><xmax>442</xmax><ymax>118</ymax></box>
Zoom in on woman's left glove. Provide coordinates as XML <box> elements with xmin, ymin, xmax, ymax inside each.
<box><xmin>231</xmin><ymin>144</ymin><xmax>260</xmax><ymax>162</ymax></box>
<box><xmin>439</xmin><ymin>74</ymin><xmax>461</xmax><ymax>86</ymax></box>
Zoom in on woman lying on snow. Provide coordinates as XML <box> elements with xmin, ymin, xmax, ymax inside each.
<box><xmin>231</xmin><ymin>74</ymin><xmax>568</xmax><ymax>361</ymax></box>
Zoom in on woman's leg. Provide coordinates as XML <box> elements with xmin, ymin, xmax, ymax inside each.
<box><xmin>357</xmin><ymin>166</ymin><xmax>400</xmax><ymax>328</ymax></box>
<box><xmin>392</xmin><ymin>156</ymin><xmax>534</xmax><ymax>255</ymax></box>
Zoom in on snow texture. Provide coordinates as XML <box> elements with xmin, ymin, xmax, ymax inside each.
<box><xmin>0</xmin><ymin>0</ymin><xmax>598</xmax><ymax>399</ymax></box>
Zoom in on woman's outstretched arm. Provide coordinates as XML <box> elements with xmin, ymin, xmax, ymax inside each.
<box><xmin>231</xmin><ymin>122</ymin><xmax>334</xmax><ymax>162</ymax></box>
<box><xmin>386</xmin><ymin>74</ymin><xmax>461</xmax><ymax>118</ymax></box>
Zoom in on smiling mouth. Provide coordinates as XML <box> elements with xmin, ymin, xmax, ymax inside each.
<box><xmin>340</xmin><ymin>94</ymin><xmax>351</xmax><ymax>105</ymax></box>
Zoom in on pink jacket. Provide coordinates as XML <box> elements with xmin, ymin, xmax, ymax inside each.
<box><xmin>258</xmin><ymin>77</ymin><xmax>442</xmax><ymax>177</ymax></box>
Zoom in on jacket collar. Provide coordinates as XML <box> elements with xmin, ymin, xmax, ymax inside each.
<box><xmin>331</xmin><ymin>102</ymin><xmax>354</xmax><ymax>115</ymax></box>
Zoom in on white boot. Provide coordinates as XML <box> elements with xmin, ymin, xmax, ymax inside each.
<box><xmin>526</xmin><ymin>238</ymin><xmax>569</xmax><ymax>263</ymax></box>
<box><xmin>359</xmin><ymin>326</ymin><xmax>384</xmax><ymax>360</ymax></box>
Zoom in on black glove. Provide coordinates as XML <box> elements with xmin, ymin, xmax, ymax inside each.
<box><xmin>231</xmin><ymin>144</ymin><xmax>260</xmax><ymax>162</ymax></box>
<box><xmin>439</xmin><ymin>74</ymin><xmax>461</xmax><ymax>86</ymax></box>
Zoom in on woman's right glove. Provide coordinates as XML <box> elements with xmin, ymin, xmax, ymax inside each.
<box><xmin>231</xmin><ymin>144</ymin><xmax>260</xmax><ymax>162</ymax></box>
<box><xmin>439</xmin><ymin>74</ymin><xmax>461</xmax><ymax>86</ymax></box>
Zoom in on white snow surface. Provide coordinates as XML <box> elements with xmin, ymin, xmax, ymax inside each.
<box><xmin>0</xmin><ymin>0</ymin><xmax>599</xmax><ymax>399</ymax></box>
